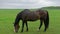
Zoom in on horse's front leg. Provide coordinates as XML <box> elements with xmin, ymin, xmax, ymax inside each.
<box><xmin>21</xmin><ymin>21</ymin><xmax>25</xmax><ymax>32</ymax></box>
<box><xmin>25</xmin><ymin>22</ymin><xmax>28</xmax><ymax>32</ymax></box>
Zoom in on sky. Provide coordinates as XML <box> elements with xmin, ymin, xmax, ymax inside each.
<box><xmin>0</xmin><ymin>0</ymin><xmax>60</xmax><ymax>9</ymax></box>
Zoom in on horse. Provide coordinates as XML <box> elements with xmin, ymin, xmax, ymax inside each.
<box><xmin>14</xmin><ymin>9</ymin><xmax>49</xmax><ymax>33</ymax></box>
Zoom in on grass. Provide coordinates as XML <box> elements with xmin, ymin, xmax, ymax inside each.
<box><xmin>0</xmin><ymin>9</ymin><xmax>60</xmax><ymax>34</ymax></box>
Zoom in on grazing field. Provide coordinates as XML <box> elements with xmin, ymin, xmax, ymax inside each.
<box><xmin>0</xmin><ymin>9</ymin><xmax>60</xmax><ymax>34</ymax></box>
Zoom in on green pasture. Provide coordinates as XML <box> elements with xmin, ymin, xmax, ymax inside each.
<box><xmin>0</xmin><ymin>9</ymin><xmax>60</xmax><ymax>34</ymax></box>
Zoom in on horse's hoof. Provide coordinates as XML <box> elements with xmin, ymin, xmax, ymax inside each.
<box><xmin>14</xmin><ymin>30</ymin><xmax>18</xmax><ymax>33</ymax></box>
<box><xmin>44</xmin><ymin>30</ymin><xmax>46</xmax><ymax>32</ymax></box>
<box><xmin>37</xmin><ymin>29</ymin><xmax>40</xmax><ymax>32</ymax></box>
<box><xmin>26</xmin><ymin>30</ymin><xmax>28</xmax><ymax>32</ymax></box>
<box><xmin>15</xmin><ymin>31</ymin><xmax>18</xmax><ymax>33</ymax></box>
<box><xmin>21</xmin><ymin>31</ymin><xmax>23</xmax><ymax>33</ymax></box>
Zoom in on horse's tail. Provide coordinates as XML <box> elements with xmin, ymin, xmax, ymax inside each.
<box><xmin>46</xmin><ymin>11</ymin><xmax>49</xmax><ymax>28</ymax></box>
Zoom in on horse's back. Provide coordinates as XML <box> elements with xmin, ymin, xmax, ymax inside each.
<box><xmin>19</xmin><ymin>9</ymin><xmax>48</xmax><ymax>21</ymax></box>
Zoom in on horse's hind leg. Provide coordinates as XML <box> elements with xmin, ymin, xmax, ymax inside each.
<box><xmin>44</xmin><ymin>19</ymin><xmax>48</xmax><ymax>32</ymax></box>
<box><xmin>39</xmin><ymin>20</ymin><xmax>43</xmax><ymax>30</ymax></box>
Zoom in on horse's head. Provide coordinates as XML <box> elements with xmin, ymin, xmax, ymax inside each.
<box><xmin>14</xmin><ymin>24</ymin><xmax>20</xmax><ymax>33</ymax></box>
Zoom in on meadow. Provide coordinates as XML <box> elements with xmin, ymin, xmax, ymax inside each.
<box><xmin>0</xmin><ymin>8</ymin><xmax>60</xmax><ymax>34</ymax></box>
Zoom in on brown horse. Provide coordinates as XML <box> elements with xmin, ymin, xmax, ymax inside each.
<box><xmin>14</xmin><ymin>9</ymin><xmax>49</xmax><ymax>33</ymax></box>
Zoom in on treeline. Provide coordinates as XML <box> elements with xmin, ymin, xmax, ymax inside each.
<box><xmin>41</xmin><ymin>6</ymin><xmax>60</xmax><ymax>9</ymax></box>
